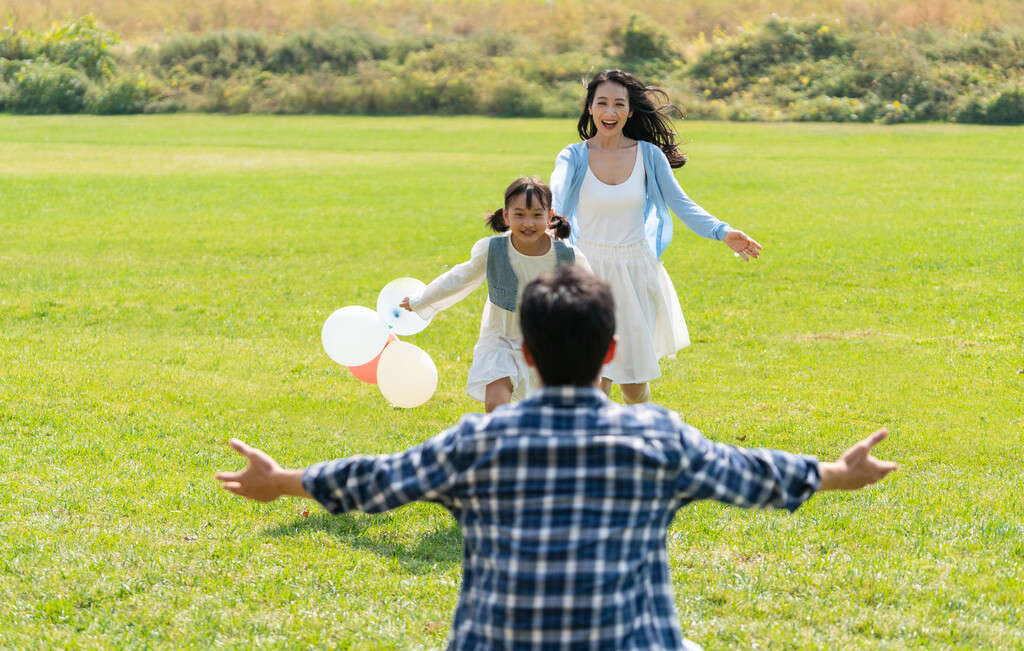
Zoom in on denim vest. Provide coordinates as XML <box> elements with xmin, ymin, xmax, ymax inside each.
<box><xmin>487</xmin><ymin>236</ymin><xmax>575</xmax><ymax>312</ymax></box>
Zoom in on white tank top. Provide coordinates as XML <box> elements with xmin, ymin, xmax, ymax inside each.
<box><xmin>577</xmin><ymin>146</ymin><xmax>647</xmax><ymax>246</ymax></box>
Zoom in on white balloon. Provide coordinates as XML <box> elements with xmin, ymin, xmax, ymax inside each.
<box><xmin>376</xmin><ymin>341</ymin><xmax>438</xmax><ymax>408</ymax></box>
<box><xmin>377</xmin><ymin>277</ymin><xmax>432</xmax><ymax>336</ymax></box>
<box><xmin>321</xmin><ymin>306</ymin><xmax>391</xmax><ymax>367</ymax></box>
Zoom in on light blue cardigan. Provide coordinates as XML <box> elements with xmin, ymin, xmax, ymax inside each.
<box><xmin>549</xmin><ymin>140</ymin><xmax>732</xmax><ymax>258</ymax></box>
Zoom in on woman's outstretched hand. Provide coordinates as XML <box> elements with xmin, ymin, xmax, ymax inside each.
<box><xmin>398</xmin><ymin>296</ymin><xmax>413</xmax><ymax>312</ymax></box>
<box><xmin>724</xmin><ymin>230</ymin><xmax>763</xmax><ymax>261</ymax></box>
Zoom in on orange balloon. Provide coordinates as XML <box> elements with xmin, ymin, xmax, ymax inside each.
<box><xmin>347</xmin><ymin>332</ymin><xmax>398</xmax><ymax>383</ymax></box>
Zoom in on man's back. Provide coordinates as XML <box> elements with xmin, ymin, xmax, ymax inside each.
<box><xmin>445</xmin><ymin>386</ymin><xmax>689</xmax><ymax>649</ymax></box>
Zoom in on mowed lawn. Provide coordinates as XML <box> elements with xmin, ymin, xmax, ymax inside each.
<box><xmin>1</xmin><ymin>114</ymin><xmax>1021</xmax><ymax>649</ymax></box>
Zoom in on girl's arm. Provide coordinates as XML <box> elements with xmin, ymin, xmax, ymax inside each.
<box><xmin>406</xmin><ymin>238</ymin><xmax>490</xmax><ymax>319</ymax></box>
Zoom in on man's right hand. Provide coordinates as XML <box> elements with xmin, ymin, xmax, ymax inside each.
<box><xmin>818</xmin><ymin>428</ymin><xmax>899</xmax><ymax>491</ymax></box>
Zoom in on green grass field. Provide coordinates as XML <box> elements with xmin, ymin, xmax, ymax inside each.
<box><xmin>1</xmin><ymin>114</ymin><xmax>1022</xmax><ymax>649</ymax></box>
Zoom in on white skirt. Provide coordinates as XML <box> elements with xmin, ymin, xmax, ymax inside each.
<box><xmin>579</xmin><ymin>239</ymin><xmax>690</xmax><ymax>384</ymax></box>
<box><xmin>466</xmin><ymin>340</ymin><xmax>537</xmax><ymax>403</ymax></box>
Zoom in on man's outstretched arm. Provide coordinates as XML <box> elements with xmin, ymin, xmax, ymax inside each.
<box><xmin>818</xmin><ymin>428</ymin><xmax>899</xmax><ymax>491</ymax></box>
<box><xmin>674</xmin><ymin>418</ymin><xmax>899</xmax><ymax>511</ymax></box>
<box><xmin>217</xmin><ymin>422</ymin><xmax>469</xmax><ymax>514</ymax></box>
<box><xmin>215</xmin><ymin>438</ymin><xmax>312</xmax><ymax>502</ymax></box>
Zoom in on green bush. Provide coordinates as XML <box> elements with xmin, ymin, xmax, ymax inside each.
<box><xmin>7</xmin><ymin>58</ymin><xmax>89</xmax><ymax>113</ymax></box>
<box><xmin>847</xmin><ymin>37</ymin><xmax>929</xmax><ymax>101</ymax></box>
<box><xmin>480</xmin><ymin>77</ymin><xmax>544</xmax><ymax>117</ymax></box>
<box><xmin>152</xmin><ymin>30</ymin><xmax>269</xmax><ymax>78</ymax></box>
<box><xmin>0</xmin><ymin>24</ymin><xmax>37</xmax><ymax>61</ymax></box>
<box><xmin>620</xmin><ymin>13</ymin><xmax>679</xmax><ymax>63</ymax></box>
<box><xmin>925</xmin><ymin>26</ymin><xmax>1024</xmax><ymax>69</ymax></box>
<box><xmin>1</xmin><ymin>16</ymin><xmax>116</xmax><ymax>80</ymax></box>
<box><xmin>0</xmin><ymin>57</ymin><xmax>25</xmax><ymax>82</ymax></box>
<box><xmin>387</xmin><ymin>35</ymin><xmax>442</xmax><ymax>64</ymax></box>
<box><xmin>789</xmin><ymin>95</ymin><xmax>868</xmax><ymax>122</ymax></box>
<box><xmin>985</xmin><ymin>87</ymin><xmax>1024</xmax><ymax>124</ymax></box>
<box><xmin>519</xmin><ymin>51</ymin><xmax>609</xmax><ymax>86</ymax></box>
<box><xmin>398</xmin><ymin>66</ymin><xmax>482</xmax><ymax>114</ymax></box>
<box><xmin>39</xmin><ymin>15</ymin><xmax>117</xmax><ymax>79</ymax></box>
<box><xmin>263</xmin><ymin>28</ymin><xmax>387</xmax><ymax>74</ymax></box>
<box><xmin>690</xmin><ymin>18</ymin><xmax>855</xmax><ymax>90</ymax></box>
<box><xmin>477</xmin><ymin>31</ymin><xmax>525</xmax><ymax>59</ymax></box>
<box><xmin>958</xmin><ymin>85</ymin><xmax>1024</xmax><ymax>124</ymax></box>
<box><xmin>402</xmin><ymin>41</ymin><xmax>482</xmax><ymax>75</ymax></box>
<box><xmin>873</xmin><ymin>98</ymin><xmax>912</xmax><ymax>124</ymax></box>
<box><xmin>538</xmin><ymin>81</ymin><xmax>585</xmax><ymax>118</ymax></box>
<box><xmin>92</xmin><ymin>73</ymin><xmax>154</xmax><ymax>114</ymax></box>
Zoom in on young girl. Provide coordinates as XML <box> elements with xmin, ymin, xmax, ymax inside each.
<box><xmin>399</xmin><ymin>177</ymin><xmax>592</xmax><ymax>413</ymax></box>
<box><xmin>550</xmin><ymin>69</ymin><xmax>762</xmax><ymax>404</ymax></box>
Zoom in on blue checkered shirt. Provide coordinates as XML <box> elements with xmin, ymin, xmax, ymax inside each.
<box><xmin>303</xmin><ymin>387</ymin><xmax>821</xmax><ymax>650</ymax></box>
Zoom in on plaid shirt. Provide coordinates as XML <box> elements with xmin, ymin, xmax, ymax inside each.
<box><xmin>303</xmin><ymin>387</ymin><xmax>821</xmax><ymax>650</ymax></box>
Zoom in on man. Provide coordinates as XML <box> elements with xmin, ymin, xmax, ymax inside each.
<box><xmin>217</xmin><ymin>265</ymin><xmax>897</xmax><ymax>650</ymax></box>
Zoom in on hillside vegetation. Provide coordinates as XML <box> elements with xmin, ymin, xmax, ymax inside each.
<box><xmin>2</xmin><ymin>0</ymin><xmax>1024</xmax><ymax>122</ymax></box>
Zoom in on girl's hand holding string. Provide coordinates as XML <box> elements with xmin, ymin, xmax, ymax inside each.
<box><xmin>724</xmin><ymin>230</ymin><xmax>763</xmax><ymax>261</ymax></box>
<box><xmin>399</xmin><ymin>296</ymin><xmax>413</xmax><ymax>312</ymax></box>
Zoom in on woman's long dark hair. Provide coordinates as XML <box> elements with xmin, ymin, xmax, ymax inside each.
<box><xmin>485</xmin><ymin>176</ymin><xmax>571</xmax><ymax>239</ymax></box>
<box><xmin>577</xmin><ymin>69</ymin><xmax>687</xmax><ymax>168</ymax></box>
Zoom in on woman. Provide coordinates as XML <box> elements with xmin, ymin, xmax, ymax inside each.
<box><xmin>550</xmin><ymin>69</ymin><xmax>761</xmax><ymax>403</ymax></box>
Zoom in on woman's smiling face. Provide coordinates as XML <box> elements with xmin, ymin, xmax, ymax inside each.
<box><xmin>589</xmin><ymin>81</ymin><xmax>631</xmax><ymax>137</ymax></box>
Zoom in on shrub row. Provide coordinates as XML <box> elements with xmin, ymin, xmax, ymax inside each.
<box><xmin>683</xmin><ymin>17</ymin><xmax>1024</xmax><ymax>123</ymax></box>
<box><xmin>0</xmin><ymin>17</ymin><xmax>152</xmax><ymax>114</ymax></box>
<box><xmin>2</xmin><ymin>15</ymin><xmax>1023</xmax><ymax>123</ymax></box>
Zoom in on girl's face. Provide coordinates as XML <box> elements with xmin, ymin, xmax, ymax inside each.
<box><xmin>589</xmin><ymin>81</ymin><xmax>631</xmax><ymax>137</ymax></box>
<box><xmin>504</xmin><ymin>193</ymin><xmax>552</xmax><ymax>249</ymax></box>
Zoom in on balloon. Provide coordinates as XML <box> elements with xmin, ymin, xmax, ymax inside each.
<box><xmin>321</xmin><ymin>306</ymin><xmax>390</xmax><ymax>367</ymax></box>
<box><xmin>377</xmin><ymin>277</ymin><xmax>432</xmax><ymax>336</ymax></box>
<box><xmin>376</xmin><ymin>341</ymin><xmax>438</xmax><ymax>408</ymax></box>
<box><xmin>347</xmin><ymin>332</ymin><xmax>398</xmax><ymax>384</ymax></box>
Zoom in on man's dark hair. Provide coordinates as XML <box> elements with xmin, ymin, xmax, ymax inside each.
<box><xmin>520</xmin><ymin>265</ymin><xmax>615</xmax><ymax>386</ymax></box>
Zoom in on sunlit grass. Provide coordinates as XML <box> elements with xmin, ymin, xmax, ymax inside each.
<box><xmin>1</xmin><ymin>114</ymin><xmax>1022</xmax><ymax>648</ymax></box>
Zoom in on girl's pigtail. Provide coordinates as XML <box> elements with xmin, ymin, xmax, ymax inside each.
<box><xmin>549</xmin><ymin>212</ymin><xmax>571</xmax><ymax>240</ymax></box>
<box><xmin>485</xmin><ymin>208</ymin><xmax>508</xmax><ymax>233</ymax></box>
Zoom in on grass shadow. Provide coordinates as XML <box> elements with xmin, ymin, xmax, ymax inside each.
<box><xmin>262</xmin><ymin>510</ymin><xmax>463</xmax><ymax>574</ymax></box>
